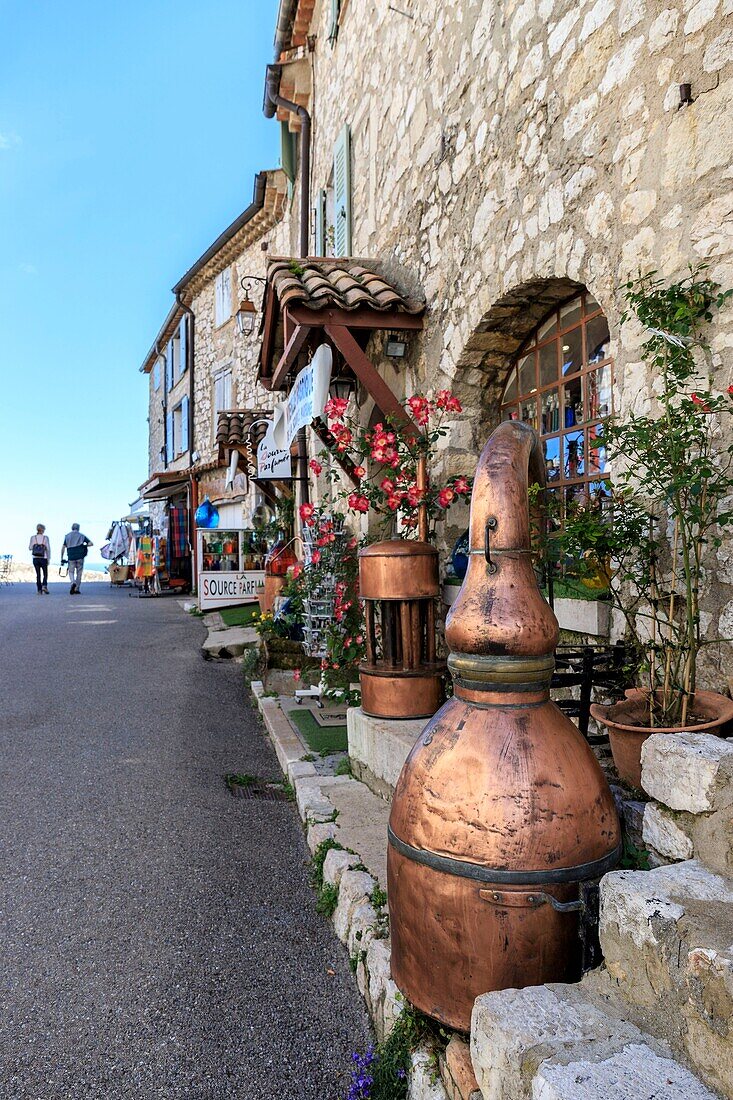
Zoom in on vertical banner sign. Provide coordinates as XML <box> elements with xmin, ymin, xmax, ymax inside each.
<box><xmin>275</xmin><ymin>344</ymin><xmax>333</xmax><ymax>450</ymax></box>
<box><xmin>257</xmin><ymin>344</ymin><xmax>333</xmax><ymax>479</ymax></box>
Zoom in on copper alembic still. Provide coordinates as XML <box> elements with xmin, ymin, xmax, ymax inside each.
<box><xmin>387</xmin><ymin>420</ymin><xmax>622</xmax><ymax>1032</ymax></box>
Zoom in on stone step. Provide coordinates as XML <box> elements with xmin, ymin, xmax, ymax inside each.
<box><xmin>599</xmin><ymin>859</ymin><xmax>733</xmax><ymax>1097</ymax></box>
<box><xmin>471</xmin><ymin>984</ymin><xmax>719</xmax><ymax>1100</ymax></box>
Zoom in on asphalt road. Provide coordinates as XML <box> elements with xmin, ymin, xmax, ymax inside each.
<box><xmin>0</xmin><ymin>582</ymin><xmax>370</xmax><ymax>1099</ymax></box>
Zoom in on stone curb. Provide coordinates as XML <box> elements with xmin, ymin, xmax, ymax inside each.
<box><xmin>251</xmin><ymin>682</ymin><xmax>448</xmax><ymax>1094</ymax></box>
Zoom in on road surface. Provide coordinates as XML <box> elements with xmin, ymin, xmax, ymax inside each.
<box><xmin>0</xmin><ymin>582</ymin><xmax>369</xmax><ymax>1098</ymax></box>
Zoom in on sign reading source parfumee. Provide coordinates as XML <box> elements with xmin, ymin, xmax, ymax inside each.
<box><xmin>199</xmin><ymin>571</ymin><xmax>265</xmax><ymax>610</ymax></box>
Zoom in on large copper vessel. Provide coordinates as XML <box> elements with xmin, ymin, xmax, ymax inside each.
<box><xmin>387</xmin><ymin>421</ymin><xmax>621</xmax><ymax>1031</ymax></box>
<box><xmin>359</xmin><ymin>540</ymin><xmax>444</xmax><ymax>719</ymax></box>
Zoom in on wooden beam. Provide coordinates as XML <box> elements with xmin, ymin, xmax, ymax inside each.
<box><xmin>258</xmin><ymin>286</ymin><xmax>279</xmax><ymax>382</ymax></box>
<box><xmin>312</xmin><ymin>417</ymin><xmax>360</xmax><ymax>487</ymax></box>
<box><xmin>324</xmin><ymin>324</ymin><xmax>419</xmax><ymax>435</ymax></box>
<box><xmin>289</xmin><ymin>304</ymin><xmax>424</xmax><ymax>331</ymax></box>
<box><xmin>271</xmin><ymin>322</ymin><xmax>311</xmax><ymax>391</ymax></box>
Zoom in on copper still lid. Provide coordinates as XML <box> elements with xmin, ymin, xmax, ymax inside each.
<box><xmin>359</xmin><ymin>538</ymin><xmax>439</xmax><ymax>600</ymax></box>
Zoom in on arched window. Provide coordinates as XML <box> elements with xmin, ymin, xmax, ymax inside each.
<box><xmin>501</xmin><ymin>292</ymin><xmax>612</xmax><ymax>521</ymax></box>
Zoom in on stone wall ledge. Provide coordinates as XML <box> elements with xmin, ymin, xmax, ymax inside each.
<box><xmin>347</xmin><ymin>706</ymin><xmax>427</xmax><ymax>800</ymax></box>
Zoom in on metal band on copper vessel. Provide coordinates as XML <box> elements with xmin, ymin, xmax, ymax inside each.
<box><xmin>448</xmin><ymin>653</ymin><xmax>555</xmax><ymax>693</ymax></box>
<box><xmin>388</xmin><ymin>826</ymin><xmax>622</xmax><ymax>885</ymax></box>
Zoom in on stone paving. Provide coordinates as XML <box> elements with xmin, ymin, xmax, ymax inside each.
<box><xmin>0</xmin><ymin>582</ymin><xmax>369</xmax><ymax>1098</ymax></box>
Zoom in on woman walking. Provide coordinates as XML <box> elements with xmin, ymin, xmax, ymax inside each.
<box><xmin>29</xmin><ymin>524</ymin><xmax>50</xmax><ymax>594</ymax></box>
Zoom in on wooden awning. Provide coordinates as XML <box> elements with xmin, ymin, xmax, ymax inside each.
<box><xmin>257</xmin><ymin>258</ymin><xmax>425</xmax><ymax>425</ymax></box>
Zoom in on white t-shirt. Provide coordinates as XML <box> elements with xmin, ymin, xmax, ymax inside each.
<box><xmin>29</xmin><ymin>534</ymin><xmax>51</xmax><ymax>560</ymax></box>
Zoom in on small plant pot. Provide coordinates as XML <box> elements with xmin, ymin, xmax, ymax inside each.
<box><xmin>590</xmin><ymin>688</ymin><xmax>733</xmax><ymax>789</ymax></box>
<box><xmin>442</xmin><ymin>581</ymin><xmax>462</xmax><ymax>607</ymax></box>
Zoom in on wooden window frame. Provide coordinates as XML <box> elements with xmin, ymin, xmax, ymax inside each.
<box><xmin>500</xmin><ymin>292</ymin><xmax>613</xmax><ymax>518</ymax></box>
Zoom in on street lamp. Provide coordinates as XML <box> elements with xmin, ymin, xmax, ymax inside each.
<box><xmin>329</xmin><ymin>373</ymin><xmax>356</xmax><ymax>402</ymax></box>
<box><xmin>235</xmin><ymin>276</ymin><xmax>266</xmax><ymax>337</ymax></box>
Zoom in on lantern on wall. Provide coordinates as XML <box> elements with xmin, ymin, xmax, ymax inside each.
<box><xmin>358</xmin><ymin>539</ymin><xmax>444</xmax><ymax>719</ymax></box>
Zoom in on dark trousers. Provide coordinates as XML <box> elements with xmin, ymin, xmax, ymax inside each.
<box><xmin>33</xmin><ymin>558</ymin><xmax>48</xmax><ymax>590</ymax></box>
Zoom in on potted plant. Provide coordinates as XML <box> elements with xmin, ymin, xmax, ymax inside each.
<box><xmin>560</xmin><ymin>269</ymin><xmax>733</xmax><ymax>787</ymax></box>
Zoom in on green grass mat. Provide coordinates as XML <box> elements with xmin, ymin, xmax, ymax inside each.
<box><xmin>288</xmin><ymin>708</ymin><xmax>348</xmax><ymax>754</ymax></box>
<box><xmin>219</xmin><ymin>604</ymin><xmax>259</xmax><ymax>627</ymax></box>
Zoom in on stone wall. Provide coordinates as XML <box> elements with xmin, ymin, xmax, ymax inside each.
<box><xmin>278</xmin><ymin>0</ymin><xmax>733</xmax><ymax>689</ymax></box>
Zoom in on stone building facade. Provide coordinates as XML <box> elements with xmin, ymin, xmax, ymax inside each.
<box><xmin>263</xmin><ymin>0</ymin><xmax>733</xmax><ymax>688</ymax></box>
<box><xmin>139</xmin><ymin>302</ymin><xmax>192</xmax><ymax>533</ymax></box>
<box><xmin>172</xmin><ymin>169</ymin><xmax>291</xmax><ymax>529</ymax></box>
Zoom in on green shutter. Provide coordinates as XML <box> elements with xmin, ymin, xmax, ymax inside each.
<box><xmin>314</xmin><ymin>189</ymin><xmax>326</xmax><ymax>255</ymax></box>
<box><xmin>280</xmin><ymin>121</ymin><xmax>297</xmax><ymax>187</ymax></box>
<box><xmin>328</xmin><ymin>0</ymin><xmax>340</xmax><ymax>42</ymax></box>
<box><xmin>333</xmin><ymin>124</ymin><xmax>352</xmax><ymax>257</ymax></box>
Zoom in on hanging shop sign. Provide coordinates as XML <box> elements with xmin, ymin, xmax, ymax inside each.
<box><xmin>257</xmin><ymin>408</ymin><xmax>292</xmax><ymax>480</ymax></box>
<box><xmin>198</xmin><ymin>570</ymin><xmax>265</xmax><ymax>610</ymax></box>
<box><xmin>274</xmin><ymin>343</ymin><xmax>333</xmax><ymax>450</ymax></box>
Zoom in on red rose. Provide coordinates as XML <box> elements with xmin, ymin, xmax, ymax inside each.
<box><xmin>438</xmin><ymin>487</ymin><xmax>455</xmax><ymax>508</ymax></box>
<box><xmin>353</xmin><ymin>465</ymin><xmax>365</xmax><ymax>479</ymax></box>
<box><xmin>691</xmin><ymin>393</ymin><xmax>711</xmax><ymax>412</ymax></box>
<box><xmin>309</xmin><ymin>459</ymin><xmax>323</xmax><ymax>476</ymax></box>
<box><xmin>299</xmin><ymin>502</ymin><xmax>315</xmax><ymax>526</ymax></box>
<box><xmin>325</xmin><ymin>396</ymin><xmax>349</xmax><ymax>420</ymax></box>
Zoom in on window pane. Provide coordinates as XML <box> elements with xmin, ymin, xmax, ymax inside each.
<box><xmin>537</xmin><ymin>313</ymin><xmax>558</xmax><ymax>342</ymax></box>
<box><xmin>584</xmin><ymin>364</ymin><xmax>612</xmax><ymax>421</ymax></box>
<box><xmin>559</xmin><ymin>298</ymin><xmax>582</xmax><ymax>330</ymax></box>
<box><xmin>587</xmin><ymin>424</ymin><xmax>606</xmax><ymax>476</ymax></box>
<box><xmin>503</xmin><ymin>367</ymin><xmax>517</xmax><ymax>402</ymax></box>
<box><xmin>519</xmin><ymin>396</ymin><xmax>538</xmax><ymax>430</ymax></box>
<box><xmin>562</xmin><ymin>375</ymin><xmax>582</xmax><ymax>428</ymax></box>
<box><xmin>560</xmin><ymin>326</ymin><xmax>583</xmax><ymax>377</ymax></box>
<box><xmin>539</xmin><ymin>341</ymin><xmax>558</xmax><ymax>387</ymax></box>
<box><xmin>544</xmin><ymin>435</ymin><xmax>561</xmax><ymax>483</ymax></box>
<box><xmin>541</xmin><ymin>391</ymin><xmax>560</xmax><ymax>434</ymax></box>
<box><xmin>563</xmin><ymin>430</ymin><xmax>585</xmax><ymax>479</ymax></box>
<box><xmin>517</xmin><ymin>352</ymin><xmax>535</xmax><ymax>396</ymax></box>
<box><xmin>586</xmin><ymin>314</ymin><xmax>611</xmax><ymax>365</ymax></box>
<box><xmin>585</xmin><ymin>293</ymin><xmax>602</xmax><ymax>315</ymax></box>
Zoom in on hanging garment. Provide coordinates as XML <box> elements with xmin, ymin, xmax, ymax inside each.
<box><xmin>169</xmin><ymin>506</ymin><xmax>189</xmax><ymax>558</ymax></box>
<box><xmin>135</xmin><ymin>536</ymin><xmax>153</xmax><ymax>580</ymax></box>
<box><xmin>109</xmin><ymin>522</ymin><xmax>132</xmax><ymax>560</ymax></box>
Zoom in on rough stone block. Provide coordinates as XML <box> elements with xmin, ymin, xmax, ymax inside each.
<box><xmin>471</xmin><ymin>985</ymin><xmax>643</xmax><ymax>1100</ymax></box>
<box><xmin>408</xmin><ymin>1047</ymin><xmax>450</xmax><ymax>1100</ymax></box>
<box><xmin>642</xmin><ymin>802</ymin><xmax>694</xmax><ymax>861</ymax></box>
<box><xmin>333</xmin><ymin>869</ymin><xmax>375</xmax><ymax>944</ymax></box>
<box><xmin>347</xmin><ymin>706</ymin><xmax>426</xmax><ymax>800</ymax></box>
<box><xmin>306</xmin><ymin>821</ymin><xmax>337</xmax><ymax>854</ymax></box>
<box><xmin>201</xmin><ymin>625</ymin><xmax>259</xmax><ymax>658</ymax></box>
<box><xmin>347</xmin><ymin>900</ymin><xmax>378</xmax><ymax>954</ymax></box>
<box><xmin>599</xmin><ymin>860</ymin><xmax>733</xmax><ymax>1095</ymax></box>
<box><xmin>382</xmin><ymin>978</ymin><xmax>403</xmax><ymax>1041</ymax></box>
<box><xmin>322</xmin><ymin>848</ymin><xmax>354</xmax><ymax>887</ymax></box>
<box><xmin>641</xmin><ymin>733</ymin><xmax>733</xmax><ymax>813</ymax></box>
<box><xmin>620</xmin><ymin>798</ymin><xmax>646</xmax><ymax>849</ymax></box>
<box><xmin>532</xmin><ymin>1043</ymin><xmax>718</xmax><ymax>1099</ymax></box>
<box><xmin>440</xmin><ymin>1036</ymin><xmax>481</xmax><ymax>1100</ymax></box>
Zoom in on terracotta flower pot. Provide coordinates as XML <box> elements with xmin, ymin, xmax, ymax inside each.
<box><xmin>590</xmin><ymin>688</ymin><xmax>733</xmax><ymax>789</ymax></box>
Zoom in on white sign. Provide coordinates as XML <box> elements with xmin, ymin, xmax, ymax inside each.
<box><xmin>273</xmin><ymin>343</ymin><xmax>332</xmax><ymax>450</ymax></box>
<box><xmin>199</xmin><ymin>570</ymin><xmax>265</xmax><ymax>611</ymax></box>
<box><xmin>257</xmin><ymin>411</ymin><xmax>292</xmax><ymax>480</ymax></box>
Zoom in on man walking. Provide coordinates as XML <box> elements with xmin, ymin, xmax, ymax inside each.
<box><xmin>62</xmin><ymin>524</ymin><xmax>93</xmax><ymax>595</ymax></box>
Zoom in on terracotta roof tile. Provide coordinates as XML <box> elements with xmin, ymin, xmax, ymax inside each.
<box><xmin>266</xmin><ymin>259</ymin><xmax>425</xmax><ymax>315</ymax></box>
<box><xmin>215</xmin><ymin>410</ymin><xmax>269</xmax><ymax>457</ymax></box>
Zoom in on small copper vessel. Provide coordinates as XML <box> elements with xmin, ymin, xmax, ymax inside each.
<box><xmin>388</xmin><ymin>421</ymin><xmax>621</xmax><ymax>1031</ymax></box>
<box><xmin>359</xmin><ymin>540</ymin><xmax>444</xmax><ymax>719</ymax></box>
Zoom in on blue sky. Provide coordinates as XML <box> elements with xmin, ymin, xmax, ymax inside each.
<box><xmin>0</xmin><ymin>0</ymin><xmax>278</xmax><ymax>565</ymax></box>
